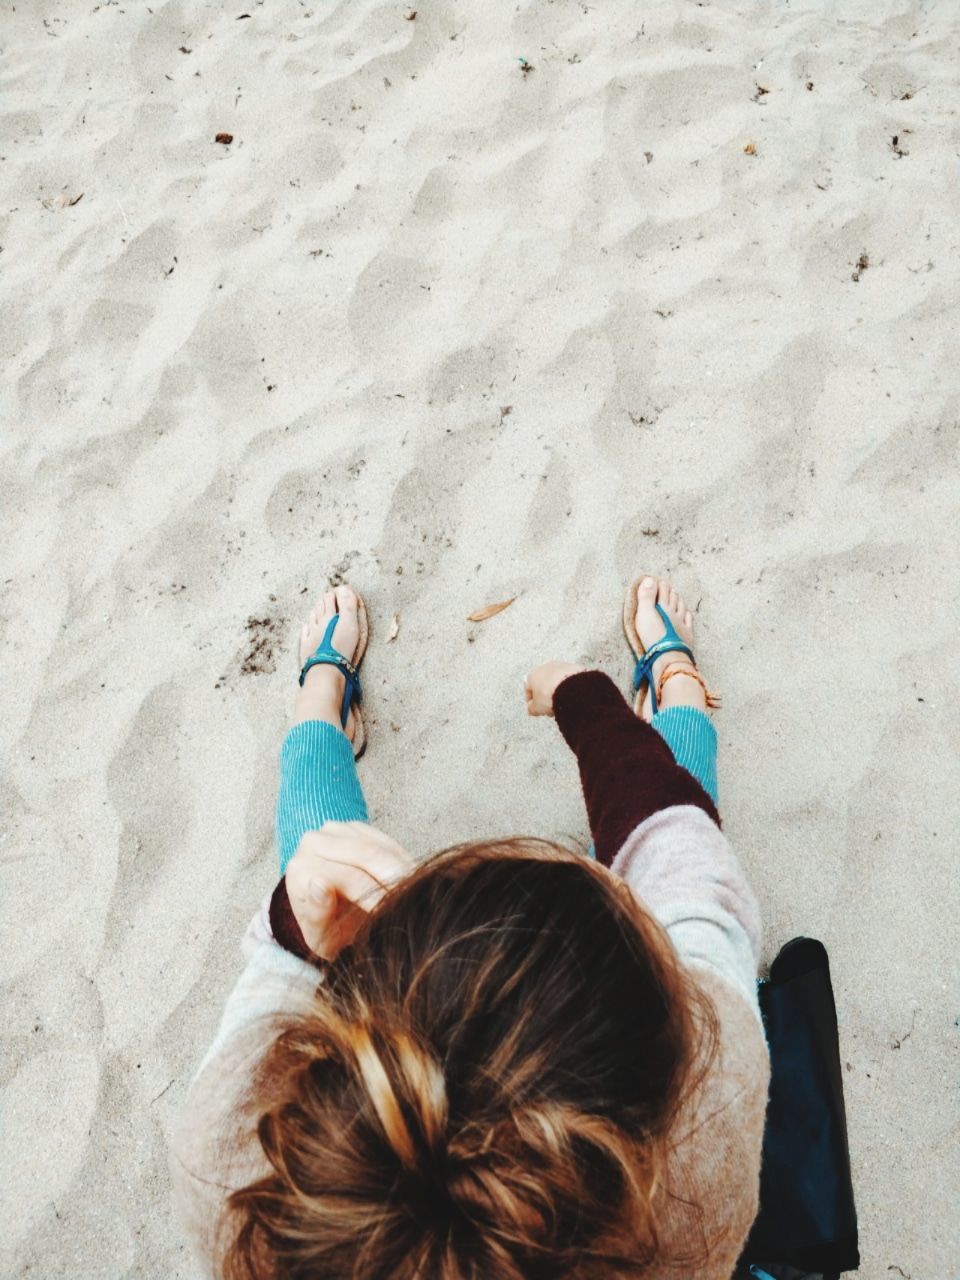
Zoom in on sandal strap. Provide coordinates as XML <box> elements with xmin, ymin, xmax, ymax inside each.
<box><xmin>299</xmin><ymin>649</ymin><xmax>361</xmax><ymax>687</ymax></box>
<box><xmin>297</xmin><ymin>615</ymin><xmax>364</xmax><ymax>729</ymax></box>
<box><xmin>633</xmin><ymin>638</ymin><xmax>695</xmax><ymax>692</ymax></box>
<box><xmin>631</xmin><ymin>603</ymin><xmax>697</xmax><ymax>717</ymax></box>
<box><xmin>656</xmin><ymin>661</ymin><xmax>722</xmax><ymax>709</ymax></box>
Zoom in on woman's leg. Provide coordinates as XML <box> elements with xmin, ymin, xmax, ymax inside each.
<box><xmin>276</xmin><ymin>722</ymin><xmax>369</xmax><ymax>875</ymax></box>
<box><xmin>276</xmin><ymin>584</ymin><xmax>369</xmax><ymax>876</ymax></box>
<box><xmin>586</xmin><ymin>575</ymin><xmax>718</xmax><ymax>858</ymax></box>
<box><xmin>629</xmin><ymin>575</ymin><xmax>719</xmax><ymax>806</ymax></box>
<box><xmin>651</xmin><ymin>706</ymin><xmax>718</xmax><ymax>805</ymax></box>
<box><xmin>578</xmin><ymin>711</ymin><xmax>721</xmax><ymax>860</ymax></box>
<box><xmin>581</xmin><ymin>707</ymin><xmax>717</xmax><ymax>861</ymax></box>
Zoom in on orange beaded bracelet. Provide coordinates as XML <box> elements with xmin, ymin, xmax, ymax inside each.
<box><xmin>656</xmin><ymin>661</ymin><xmax>722</xmax><ymax>709</ymax></box>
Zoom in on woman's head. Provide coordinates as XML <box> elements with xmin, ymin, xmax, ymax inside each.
<box><xmin>224</xmin><ymin>838</ymin><xmax>717</xmax><ymax>1279</ymax></box>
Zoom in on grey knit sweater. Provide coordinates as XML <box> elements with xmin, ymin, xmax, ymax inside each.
<box><xmin>170</xmin><ymin>801</ymin><xmax>769</xmax><ymax>1277</ymax></box>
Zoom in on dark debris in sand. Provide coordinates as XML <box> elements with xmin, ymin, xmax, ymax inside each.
<box><xmin>239</xmin><ymin>614</ymin><xmax>286</xmax><ymax>676</ymax></box>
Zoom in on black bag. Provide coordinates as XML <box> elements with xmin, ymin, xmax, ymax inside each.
<box><xmin>737</xmin><ymin>937</ymin><xmax>860</xmax><ymax>1279</ymax></box>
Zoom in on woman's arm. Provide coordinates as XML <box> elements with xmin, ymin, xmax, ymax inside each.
<box><xmin>169</xmin><ymin>941</ymin><xmax>323</xmax><ymax>1274</ymax></box>
<box><xmin>255</xmin><ymin>822</ymin><xmax>414</xmax><ymax>962</ymax></box>
<box><xmin>552</xmin><ymin>670</ymin><xmax>721</xmax><ymax>864</ymax></box>
<box><xmin>551</xmin><ymin>670</ymin><xmax>761</xmax><ymax>1015</ymax></box>
<box><xmin>609</xmin><ymin>805</ymin><xmax>762</xmax><ymax>1014</ymax></box>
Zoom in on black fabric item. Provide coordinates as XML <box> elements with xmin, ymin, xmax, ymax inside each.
<box><xmin>741</xmin><ymin>938</ymin><xmax>860</xmax><ymax>1274</ymax></box>
<box><xmin>733</xmin><ymin>1265</ymin><xmax>841</xmax><ymax>1280</ymax></box>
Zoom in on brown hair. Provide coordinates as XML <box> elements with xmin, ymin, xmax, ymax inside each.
<box><xmin>223</xmin><ymin>837</ymin><xmax>719</xmax><ymax>1279</ymax></box>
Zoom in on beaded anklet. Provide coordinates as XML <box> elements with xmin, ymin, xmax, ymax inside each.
<box><xmin>656</xmin><ymin>661</ymin><xmax>722</xmax><ymax>709</ymax></box>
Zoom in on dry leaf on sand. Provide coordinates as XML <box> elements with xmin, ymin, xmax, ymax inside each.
<box><xmin>467</xmin><ymin>598</ymin><xmax>515</xmax><ymax>622</ymax></box>
<box><xmin>387</xmin><ymin>613</ymin><xmax>400</xmax><ymax>641</ymax></box>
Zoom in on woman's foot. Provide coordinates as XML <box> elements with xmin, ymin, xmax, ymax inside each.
<box><xmin>633</xmin><ymin>576</ymin><xmax>707</xmax><ymax>722</ymax></box>
<box><xmin>293</xmin><ymin>584</ymin><xmax>361</xmax><ymax>737</ymax></box>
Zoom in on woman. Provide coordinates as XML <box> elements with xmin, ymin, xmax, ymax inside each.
<box><xmin>170</xmin><ymin>574</ymin><xmax>769</xmax><ymax>1279</ymax></box>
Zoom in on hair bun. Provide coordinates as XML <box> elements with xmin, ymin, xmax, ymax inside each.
<box><xmin>226</xmin><ymin>840</ymin><xmax>716</xmax><ymax>1279</ymax></box>
<box><xmin>342</xmin><ymin>1003</ymin><xmax>449</xmax><ymax>1171</ymax></box>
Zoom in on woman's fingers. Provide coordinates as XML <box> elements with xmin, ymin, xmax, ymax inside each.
<box><xmin>279</xmin><ymin>875</ymin><xmax>336</xmax><ymax>955</ymax></box>
<box><xmin>319</xmin><ymin>821</ymin><xmax>414</xmax><ymax>864</ymax></box>
<box><xmin>284</xmin><ymin>824</ymin><xmax>414</xmax><ymax>960</ymax></box>
<box><xmin>292</xmin><ymin>853</ymin><xmax>390</xmax><ymax>913</ymax></box>
<box><xmin>320</xmin><ymin>843</ymin><xmax>407</xmax><ymax>900</ymax></box>
<box><xmin>301</xmin><ymin>822</ymin><xmax>408</xmax><ymax>865</ymax></box>
<box><xmin>523</xmin><ymin>661</ymin><xmax>584</xmax><ymax>717</ymax></box>
<box><xmin>289</xmin><ymin>827</ymin><xmax>412</xmax><ymax>910</ymax></box>
<box><xmin>308</xmin><ymin>878</ymin><xmax>334</xmax><ymax>906</ymax></box>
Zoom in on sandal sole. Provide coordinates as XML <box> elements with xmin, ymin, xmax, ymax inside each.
<box><xmin>348</xmin><ymin>591</ymin><xmax>369</xmax><ymax>760</ymax></box>
<box><xmin>622</xmin><ymin>573</ymin><xmax>654</xmax><ymax>718</ymax></box>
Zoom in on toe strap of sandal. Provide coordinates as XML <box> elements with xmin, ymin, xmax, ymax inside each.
<box><xmin>298</xmin><ymin>647</ymin><xmax>363</xmax><ymax>728</ymax></box>
<box><xmin>633</xmin><ymin>638</ymin><xmax>695</xmax><ymax>692</ymax></box>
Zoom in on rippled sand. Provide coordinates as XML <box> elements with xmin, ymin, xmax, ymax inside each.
<box><xmin>2</xmin><ymin>1</ymin><xmax>958</xmax><ymax>1275</ymax></box>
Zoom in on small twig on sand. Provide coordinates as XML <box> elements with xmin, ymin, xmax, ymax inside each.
<box><xmin>152</xmin><ymin>1079</ymin><xmax>175</xmax><ymax>1103</ymax></box>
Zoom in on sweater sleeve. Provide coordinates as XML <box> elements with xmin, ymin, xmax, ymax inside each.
<box><xmin>241</xmin><ymin>880</ymin><xmax>314</xmax><ymax>962</ymax></box>
<box><xmin>552</xmin><ymin>670</ymin><xmax>720</xmax><ymax>865</ymax></box>
<box><xmin>169</xmin><ymin>942</ymin><xmax>324</xmax><ymax>1276</ymax></box>
<box><xmin>610</xmin><ymin>806</ymin><xmax>763</xmax><ymax>1019</ymax></box>
<box><xmin>197</xmin><ymin>927</ymin><xmax>324</xmax><ymax>1079</ymax></box>
<box><xmin>551</xmin><ymin>670</ymin><xmax>760</xmax><ymax>1017</ymax></box>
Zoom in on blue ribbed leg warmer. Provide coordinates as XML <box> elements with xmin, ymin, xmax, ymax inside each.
<box><xmin>275</xmin><ymin>721</ymin><xmax>370</xmax><ymax>876</ymax></box>
<box><xmin>650</xmin><ymin>705</ymin><xmax>718</xmax><ymax>805</ymax></box>
<box><xmin>273</xmin><ymin>707</ymin><xmax>716</xmax><ymax>873</ymax></box>
<box><xmin>585</xmin><ymin>705</ymin><xmax>717</xmax><ymax>859</ymax></box>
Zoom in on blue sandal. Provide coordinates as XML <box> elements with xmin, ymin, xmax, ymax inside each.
<box><xmin>622</xmin><ymin>575</ymin><xmax>720</xmax><ymax>717</ymax></box>
<box><xmin>298</xmin><ymin>590</ymin><xmax>369</xmax><ymax>758</ymax></box>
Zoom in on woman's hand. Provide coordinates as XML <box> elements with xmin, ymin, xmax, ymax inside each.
<box><xmin>523</xmin><ymin>661</ymin><xmax>585</xmax><ymax>718</ymax></box>
<box><xmin>284</xmin><ymin>821</ymin><xmax>414</xmax><ymax>960</ymax></box>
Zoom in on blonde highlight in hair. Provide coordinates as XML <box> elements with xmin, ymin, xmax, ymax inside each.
<box><xmin>224</xmin><ymin>838</ymin><xmax>719</xmax><ymax>1279</ymax></box>
<box><xmin>347</xmin><ymin>1018</ymin><xmax>417</xmax><ymax>1169</ymax></box>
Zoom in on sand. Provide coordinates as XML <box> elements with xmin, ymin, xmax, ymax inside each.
<box><xmin>2</xmin><ymin>0</ymin><xmax>958</xmax><ymax>1275</ymax></box>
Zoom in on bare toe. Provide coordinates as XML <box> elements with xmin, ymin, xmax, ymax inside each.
<box><xmin>335</xmin><ymin>584</ymin><xmax>357</xmax><ymax>613</ymax></box>
<box><xmin>298</xmin><ymin>583</ymin><xmax>361</xmax><ymax>667</ymax></box>
<box><xmin>637</xmin><ymin>576</ymin><xmax>659</xmax><ymax>607</ymax></box>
